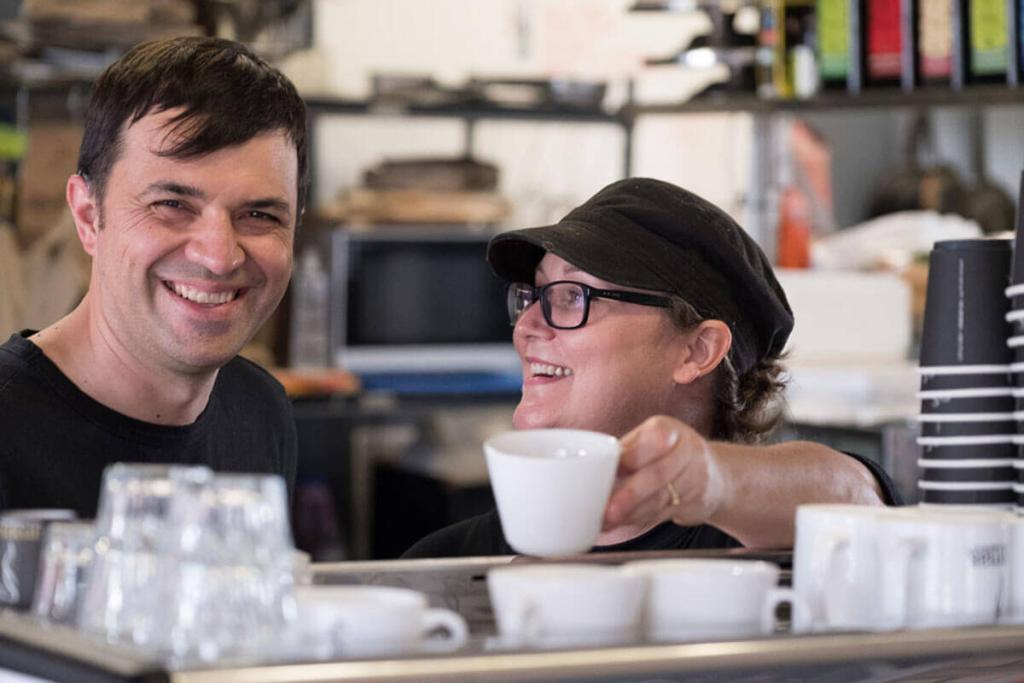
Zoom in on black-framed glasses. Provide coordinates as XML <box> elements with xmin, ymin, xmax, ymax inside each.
<box><xmin>506</xmin><ymin>280</ymin><xmax>673</xmax><ymax>330</ymax></box>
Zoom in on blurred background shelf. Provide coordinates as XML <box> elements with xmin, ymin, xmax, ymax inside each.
<box><xmin>629</xmin><ymin>84</ymin><xmax>1024</xmax><ymax>114</ymax></box>
<box><xmin>304</xmin><ymin>95</ymin><xmax>627</xmax><ymax>123</ymax></box>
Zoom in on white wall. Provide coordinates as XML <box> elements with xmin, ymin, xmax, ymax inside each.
<box><xmin>312</xmin><ymin>0</ymin><xmax>694</xmax><ymax>97</ymax></box>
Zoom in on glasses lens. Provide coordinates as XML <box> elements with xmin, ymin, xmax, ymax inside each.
<box><xmin>507</xmin><ymin>283</ymin><xmax>535</xmax><ymax>325</ymax></box>
<box><xmin>543</xmin><ymin>282</ymin><xmax>587</xmax><ymax>329</ymax></box>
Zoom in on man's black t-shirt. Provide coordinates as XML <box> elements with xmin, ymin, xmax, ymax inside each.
<box><xmin>402</xmin><ymin>450</ymin><xmax>902</xmax><ymax>559</ymax></box>
<box><xmin>0</xmin><ymin>331</ymin><xmax>297</xmax><ymax>517</ymax></box>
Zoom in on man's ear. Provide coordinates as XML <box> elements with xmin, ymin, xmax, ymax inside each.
<box><xmin>66</xmin><ymin>174</ymin><xmax>100</xmax><ymax>256</ymax></box>
<box><xmin>672</xmin><ymin>320</ymin><xmax>732</xmax><ymax>385</ymax></box>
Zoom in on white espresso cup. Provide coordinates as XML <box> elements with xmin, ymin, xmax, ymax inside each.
<box><xmin>789</xmin><ymin>504</ymin><xmax>891</xmax><ymax>632</ymax></box>
<box><xmin>876</xmin><ymin>507</ymin><xmax>1011</xmax><ymax>630</ymax></box>
<box><xmin>624</xmin><ymin>558</ymin><xmax>784</xmax><ymax>641</ymax></box>
<box><xmin>293</xmin><ymin>585</ymin><xmax>468</xmax><ymax>658</ymax></box>
<box><xmin>487</xmin><ymin>563</ymin><xmax>645</xmax><ymax>649</ymax></box>
<box><xmin>484</xmin><ymin>429</ymin><xmax>620</xmax><ymax>557</ymax></box>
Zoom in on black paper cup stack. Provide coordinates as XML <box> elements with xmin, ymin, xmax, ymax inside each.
<box><xmin>917</xmin><ymin>238</ymin><xmax>1015</xmax><ymax>509</ymax></box>
<box><xmin>1008</xmin><ymin>171</ymin><xmax>1024</xmax><ymax>513</ymax></box>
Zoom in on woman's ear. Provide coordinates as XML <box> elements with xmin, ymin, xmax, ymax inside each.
<box><xmin>67</xmin><ymin>174</ymin><xmax>100</xmax><ymax>256</ymax></box>
<box><xmin>672</xmin><ymin>320</ymin><xmax>732</xmax><ymax>385</ymax></box>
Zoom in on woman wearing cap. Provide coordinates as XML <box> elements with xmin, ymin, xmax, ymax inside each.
<box><xmin>404</xmin><ymin>178</ymin><xmax>899</xmax><ymax>558</ymax></box>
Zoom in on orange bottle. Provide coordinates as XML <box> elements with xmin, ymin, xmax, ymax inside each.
<box><xmin>777</xmin><ymin>186</ymin><xmax>811</xmax><ymax>268</ymax></box>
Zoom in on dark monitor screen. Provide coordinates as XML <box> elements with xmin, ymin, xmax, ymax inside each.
<box><xmin>332</xmin><ymin>230</ymin><xmax>515</xmax><ymax>359</ymax></box>
<box><xmin>346</xmin><ymin>236</ymin><xmax>510</xmax><ymax>345</ymax></box>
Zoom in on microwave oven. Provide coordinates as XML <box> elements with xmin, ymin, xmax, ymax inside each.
<box><xmin>329</xmin><ymin>228</ymin><xmax>519</xmax><ymax>375</ymax></box>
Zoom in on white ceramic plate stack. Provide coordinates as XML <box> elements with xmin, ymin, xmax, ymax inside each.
<box><xmin>917</xmin><ymin>238</ymin><xmax>1015</xmax><ymax>509</ymax></box>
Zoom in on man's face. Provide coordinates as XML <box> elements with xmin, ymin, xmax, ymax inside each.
<box><xmin>81</xmin><ymin>109</ymin><xmax>298</xmax><ymax>375</ymax></box>
<box><xmin>512</xmin><ymin>253</ymin><xmax>686</xmax><ymax>437</ymax></box>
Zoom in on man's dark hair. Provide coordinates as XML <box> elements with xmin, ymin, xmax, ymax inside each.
<box><xmin>77</xmin><ymin>36</ymin><xmax>308</xmax><ymax>219</ymax></box>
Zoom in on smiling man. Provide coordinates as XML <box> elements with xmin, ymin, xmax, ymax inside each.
<box><xmin>0</xmin><ymin>37</ymin><xmax>307</xmax><ymax>515</ymax></box>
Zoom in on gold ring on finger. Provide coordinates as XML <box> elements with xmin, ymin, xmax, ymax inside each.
<box><xmin>665</xmin><ymin>481</ymin><xmax>680</xmax><ymax>507</ymax></box>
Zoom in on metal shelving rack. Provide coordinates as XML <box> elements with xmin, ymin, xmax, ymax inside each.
<box><xmin>304</xmin><ymin>83</ymin><xmax>1024</xmax><ymax>254</ymax></box>
<box><xmin>625</xmin><ymin>84</ymin><xmax>1024</xmax><ymax>115</ymax></box>
<box><xmin>302</xmin><ymin>94</ymin><xmax>636</xmax><ymax>210</ymax></box>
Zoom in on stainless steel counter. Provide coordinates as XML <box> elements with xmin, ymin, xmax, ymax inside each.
<box><xmin>2</xmin><ymin>550</ymin><xmax>1023</xmax><ymax>683</ymax></box>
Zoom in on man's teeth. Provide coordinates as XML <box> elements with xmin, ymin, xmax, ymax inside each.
<box><xmin>169</xmin><ymin>282</ymin><xmax>237</xmax><ymax>305</ymax></box>
<box><xmin>530</xmin><ymin>362</ymin><xmax>573</xmax><ymax>377</ymax></box>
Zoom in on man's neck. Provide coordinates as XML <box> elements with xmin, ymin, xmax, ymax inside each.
<box><xmin>31</xmin><ymin>300</ymin><xmax>218</xmax><ymax>426</ymax></box>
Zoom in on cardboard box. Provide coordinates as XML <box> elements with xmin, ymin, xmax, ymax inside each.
<box><xmin>21</xmin><ymin>0</ymin><xmax>195</xmax><ymax>26</ymax></box>
<box><xmin>16</xmin><ymin>122</ymin><xmax>82</xmax><ymax>247</ymax></box>
<box><xmin>22</xmin><ymin>0</ymin><xmax>148</xmax><ymax>23</ymax></box>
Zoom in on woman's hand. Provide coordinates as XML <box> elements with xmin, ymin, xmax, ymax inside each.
<box><xmin>602</xmin><ymin>416</ymin><xmax>728</xmax><ymax>532</ymax></box>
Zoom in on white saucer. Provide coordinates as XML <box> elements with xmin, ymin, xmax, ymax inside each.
<box><xmin>483</xmin><ymin>631</ymin><xmax>637</xmax><ymax>651</ymax></box>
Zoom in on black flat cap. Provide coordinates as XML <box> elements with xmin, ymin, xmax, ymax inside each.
<box><xmin>486</xmin><ymin>177</ymin><xmax>793</xmax><ymax>376</ymax></box>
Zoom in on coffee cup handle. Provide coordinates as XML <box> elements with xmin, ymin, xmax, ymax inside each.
<box><xmin>814</xmin><ymin>533</ymin><xmax>852</xmax><ymax>627</ymax></box>
<box><xmin>419</xmin><ymin>608</ymin><xmax>468</xmax><ymax>653</ymax></box>
<box><xmin>0</xmin><ymin>541</ymin><xmax>21</xmax><ymax>605</ymax></box>
<box><xmin>882</xmin><ymin>537</ymin><xmax>922</xmax><ymax>631</ymax></box>
<box><xmin>497</xmin><ymin>596</ymin><xmax>541</xmax><ymax>649</ymax></box>
<box><xmin>762</xmin><ymin>587</ymin><xmax>812</xmax><ymax>635</ymax></box>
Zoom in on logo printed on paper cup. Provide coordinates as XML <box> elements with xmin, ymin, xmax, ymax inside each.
<box><xmin>971</xmin><ymin>544</ymin><xmax>1006</xmax><ymax>568</ymax></box>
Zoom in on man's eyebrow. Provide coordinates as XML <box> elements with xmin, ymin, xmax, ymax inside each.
<box><xmin>247</xmin><ymin>198</ymin><xmax>292</xmax><ymax>214</ymax></box>
<box><xmin>141</xmin><ymin>182</ymin><xmax>205</xmax><ymax>199</ymax></box>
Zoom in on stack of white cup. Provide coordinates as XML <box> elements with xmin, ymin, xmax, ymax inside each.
<box><xmin>486</xmin><ymin>504</ymin><xmax>1024</xmax><ymax>648</ymax></box>
<box><xmin>788</xmin><ymin>504</ymin><xmax>1021</xmax><ymax>632</ymax></box>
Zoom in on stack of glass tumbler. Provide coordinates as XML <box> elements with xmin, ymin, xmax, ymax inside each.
<box><xmin>918</xmin><ymin>176</ymin><xmax>1024</xmax><ymax>509</ymax></box>
<box><xmin>75</xmin><ymin>463</ymin><xmax>300</xmax><ymax>665</ymax></box>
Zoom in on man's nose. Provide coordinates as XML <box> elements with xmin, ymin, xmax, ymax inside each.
<box><xmin>184</xmin><ymin>210</ymin><xmax>245</xmax><ymax>275</ymax></box>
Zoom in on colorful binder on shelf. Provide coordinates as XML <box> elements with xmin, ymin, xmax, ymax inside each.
<box><xmin>866</xmin><ymin>0</ymin><xmax>905</xmax><ymax>85</ymax></box>
<box><xmin>817</xmin><ymin>0</ymin><xmax>853</xmax><ymax>88</ymax></box>
<box><xmin>917</xmin><ymin>0</ymin><xmax>956</xmax><ymax>86</ymax></box>
<box><xmin>965</xmin><ymin>0</ymin><xmax>1010</xmax><ymax>83</ymax></box>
